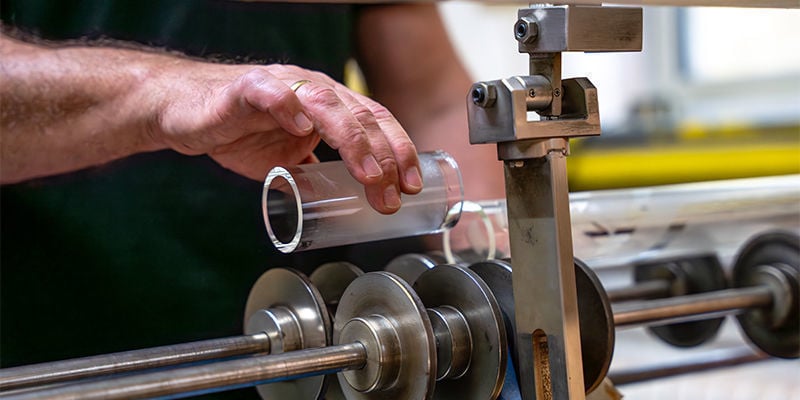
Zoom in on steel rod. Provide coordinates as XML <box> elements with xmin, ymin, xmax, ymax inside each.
<box><xmin>0</xmin><ymin>334</ymin><xmax>270</xmax><ymax>391</ymax></box>
<box><xmin>606</xmin><ymin>280</ymin><xmax>672</xmax><ymax>303</ymax></box>
<box><xmin>0</xmin><ymin>343</ymin><xmax>367</xmax><ymax>400</ymax></box>
<box><xmin>608</xmin><ymin>346</ymin><xmax>768</xmax><ymax>384</ymax></box>
<box><xmin>613</xmin><ymin>286</ymin><xmax>773</xmax><ymax>327</ymax></box>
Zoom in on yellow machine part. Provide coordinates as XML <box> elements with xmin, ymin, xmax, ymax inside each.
<box><xmin>568</xmin><ymin>124</ymin><xmax>800</xmax><ymax>191</ymax></box>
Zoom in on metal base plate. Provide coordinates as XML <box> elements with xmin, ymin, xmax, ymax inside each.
<box><xmin>634</xmin><ymin>255</ymin><xmax>727</xmax><ymax>347</ymax></box>
<box><xmin>414</xmin><ymin>265</ymin><xmax>507</xmax><ymax>400</ymax></box>
<box><xmin>733</xmin><ymin>231</ymin><xmax>799</xmax><ymax>359</ymax></box>
<box><xmin>469</xmin><ymin>259</ymin><xmax>614</xmax><ymax>394</ymax></box>
<box><xmin>244</xmin><ymin>268</ymin><xmax>331</xmax><ymax>400</ymax></box>
<box><xmin>384</xmin><ymin>253</ymin><xmax>439</xmax><ymax>284</ymax></box>
<box><xmin>334</xmin><ymin>271</ymin><xmax>436</xmax><ymax>400</ymax></box>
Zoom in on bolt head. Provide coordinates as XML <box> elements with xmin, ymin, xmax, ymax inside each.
<box><xmin>514</xmin><ymin>17</ymin><xmax>539</xmax><ymax>44</ymax></box>
<box><xmin>470</xmin><ymin>82</ymin><xmax>496</xmax><ymax>108</ymax></box>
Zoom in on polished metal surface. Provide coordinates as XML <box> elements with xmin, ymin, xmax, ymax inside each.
<box><xmin>573</xmin><ymin>260</ymin><xmax>615</xmax><ymax>395</ymax></box>
<box><xmin>338</xmin><ymin>316</ymin><xmax>401</xmax><ymax>393</ymax></box>
<box><xmin>414</xmin><ymin>265</ymin><xmax>507</xmax><ymax>399</ymax></box>
<box><xmin>733</xmin><ymin>231</ymin><xmax>799</xmax><ymax>358</ymax></box>
<box><xmin>633</xmin><ymin>255</ymin><xmax>728</xmax><ymax>347</ymax></box>
<box><xmin>469</xmin><ymin>259</ymin><xmax>615</xmax><ymax>394</ymax></box>
<box><xmin>384</xmin><ymin>253</ymin><xmax>438</xmax><ymax>284</ymax></box>
<box><xmin>244</xmin><ymin>268</ymin><xmax>330</xmax><ymax>400</ymax></box>
<box><xmin>309</xmin><ymin>261</ymin><xmax>364</xmax><ymax>400</ymax></box>
<box><xmin>515</xmin><ymin>6</ymin><xmax>642</xmax><ymax>53</ymax></box>
<box><xmin>613</xmin><ymin>286</ymin><xmax>773</xmax><ymax>327</ymax></box>
<box><xmin>0</xmin><ymin>334</ymin><xmax>269</xmax><ymax>391</ymax></box>
<box><xmin>334</xmin><ymin>271</ymin><xmax>436</xmax><ymax>400</ymax></box>
<box><xmin>0</xmin><ymin>344</ymin><xmax>367</xmax><ymax>400</ymax></box>
<box><xmin>465</xmin><ymin>8</ymin><xmax>642</xmax><ymax>396</ymax></box>
<box><xmin>310</xmin><ymin>261</ymin><xmax>364</xmax><ymax>317</ymax></box>
<box><xmin>504</xmin><ymin>152</ymin><xmax>586</xmax><ymax>399</ymax></box>
<box><xmin>606</xmin><ymin>280</ymin><xmax>672</xmax><ymax>303</ymax></box>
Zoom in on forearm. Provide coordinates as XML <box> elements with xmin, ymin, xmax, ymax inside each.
<box><xmin>0</xmin><ymin>34</ymin><xmax>171</xmax><ymax>183</ymax></box>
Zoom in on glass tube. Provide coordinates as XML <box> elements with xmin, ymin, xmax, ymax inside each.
<box><xmin>263</xmin><ymin>151</ymin><xmax>463</xmax><ymax>253</ymax></box>
<box><xmin>446</xmin><ymin>175</ymin><xmax>800</xmax><ymax>267</ymax></box>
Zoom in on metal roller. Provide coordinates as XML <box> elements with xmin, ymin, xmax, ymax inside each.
<box><xmin>309</xmin><ymin>261</ymin><xmax>364</xmax><ymax>400</ymax></box>
<box><xmin>384</xmin><ymin>253</ymin><xmax>438</xmax><ymax>284</ymax></box>
<box><xmin>630</xmin><ymin>255</ymin><xmax>728</xmax><ymax>347</ymax></box>
<box><xmin>334</xmin><ymin>271</ymin><xmax>436</xmax><ymax>400</ymax></box>
<box><xmin>469</xmin><ymin>258</ymin><xmax>615</xmax><ymax>394</ymax></box>
<box><xmin>413</xmin><ymin>265</ymin><xmax>507</xmax><ymax>400</ymax></box>
<box><xmin>612</xmin><ymin>232</ymin><xmax>798</xmax><ymax>359</ymax></box>
<box><xmin>732</xmin><ymin>231</ymin><xmax>799</xmax><ymax>359</ymax></box>
<box><xmin>243</xmin><ymin>268</ymin><xmax>331</xmax><ymax>400</ymax></box>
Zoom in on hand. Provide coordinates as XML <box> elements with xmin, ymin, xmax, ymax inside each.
<box><xmin>150</xmin><ymin>63</ymin><xmax>423</xmax><ymax>214</ymax></box>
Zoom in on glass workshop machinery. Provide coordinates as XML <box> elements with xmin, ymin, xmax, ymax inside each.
<box><xmin>0</xmin><ymin>3</ymin><xmax>797</xmax><ymax>400</ymax></box>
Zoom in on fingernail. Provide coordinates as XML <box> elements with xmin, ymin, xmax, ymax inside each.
<box><xmin>362</xmin><ymin>155</ymin><xmax>383</xmax><ymax>179</ymax></box>
<box><xmin>383</xmin><ymin>185</ymin><xmax>401</xmax><ymax>210</ymax></box>
<box><xmin>404</xmin><ymin>166</ymin><xmax>423</xmax><ymax>190</ymax></box>
<box><xmin>294</xmin><ymin>112</ymin><xmax>313</xmax><ymax>133</ymax></box>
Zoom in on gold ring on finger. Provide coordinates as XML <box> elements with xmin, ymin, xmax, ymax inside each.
<box><xmin>290</xmin><ymin>80</ymin><xmax>312</xmax><ymax>92</ymax></box>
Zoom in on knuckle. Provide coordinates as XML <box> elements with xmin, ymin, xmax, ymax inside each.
<box><xmin>350</xmin><ymin>104</ymin><xmax>376</xmax><ymax>125</ymax></box>
<box><xmin>305</xmin><ymin>86</ymin><xmax>341</xmax><ymax>108</ymax></box>
<box><xmin>239</xmin><ymin>68</ymin><xmax>269</xmax><ymax>88</ymax></box>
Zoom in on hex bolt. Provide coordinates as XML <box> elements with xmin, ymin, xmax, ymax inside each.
<box><xmin>470</xmin><ymin>83</ymin><xmax>496</xmax><ymax>108</ymax></box>
<box><xmin>514</xmin><ymin>17</ymin><xmax>539</xmax><ymax>44</ymax></box>
<box><xmin>553</xmin><ymin>87</ymin><xmax>562</xmax><ymax>97</ymax></box>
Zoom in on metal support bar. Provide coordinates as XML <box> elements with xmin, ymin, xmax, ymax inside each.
<box><xmin>506</xmin><ymin>150</ymin><xmax>585</xmax><ymax>400</ymax></box>
<box><xmin>613</xmin><ymin>286</ymin><xmax>774</xmax><ymax>327</ymax></box>
<box><xmin>0</xmin><ymin>343</ymin><xmax>367</xmax><ymax>400</ymax></box>
<box><xmin>0</xmin><ymin>334</ymin><xmax>270</xmax><ymax>391</ymax></box>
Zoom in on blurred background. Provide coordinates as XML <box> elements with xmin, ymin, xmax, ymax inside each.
<box><xmin>436</xmin><ymin>4</ymin><xmax>800</xmax><ymax>190</ymax></box>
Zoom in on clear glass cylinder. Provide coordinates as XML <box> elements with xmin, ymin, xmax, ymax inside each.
<box><xmin>263</xmin><ymin>151</ymin><xmax>463</xmax><ymax>253</ymax></box>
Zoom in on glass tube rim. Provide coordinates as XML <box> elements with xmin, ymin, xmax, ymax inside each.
<box><xmin>263</xmin><ymin>166</ymin><xmax>303</xmax><ymax>254</ymax></box>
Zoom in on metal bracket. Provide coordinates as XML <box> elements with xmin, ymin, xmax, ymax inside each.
<box><xmin>466</xmin><ymin>5</ymin><xmax>642</xmax><ymax>400</ymax></box>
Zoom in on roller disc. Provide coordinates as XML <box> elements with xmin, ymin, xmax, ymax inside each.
<box><xmin>309</xmin><ymin>262</ymin><xmax>364</xmax><ymax>400</ymax></box>
<box><xmin>733</xmin><ymin>231</ymin><xmax>799</xmax><ymax>359</ymax></box>
<box><xmin>310</xmin><ymin>261</ymin><xmax>365</xmax><ymax>317</ymax></box>
<box><xmin>244</xmin><ymin>268</ymin><xmax>331</xmax><ymax>400</ymax></box>
<box><xmin>385</xmin><ymin>253</ymin><xmax>438</xmax><ymax>284</ymax></box>
<box><xmin>635</xmin><ymin>255</ymin><xmax>727</xmax><ymax>347</ymax></box>
<box><xmin>334</xmin><ymin>272</ymin><xmax>436</xmax><ymax>400</ymax></box>
<box><xmin>469</xmin><ymin>259</ymin><xmax>614</xmax><ymax>394</ymax></box>
<box><xmin>414</xmin><ymin>265</ymin><xmax>507</xmax><ymax>400</ymax></box>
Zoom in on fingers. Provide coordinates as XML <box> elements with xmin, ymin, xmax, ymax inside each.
<box><xmin>292</xmin><ymin>79</ymin><xmax>416</xmax><ymax>214</ymax></box>
<box><xmin>215</xmin><ymin>66</ymin><xmax>422</xmax><ymax>215</ymax></box>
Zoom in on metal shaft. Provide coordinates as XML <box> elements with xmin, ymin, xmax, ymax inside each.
<box><xmin>0</xmin><ymin>343</ymin><xmax>367</xmax><ymax>400</ymax></box>
<box><xmin>613</xmin><ymin>286</ymin><xmax>773</xmax><ymax>327</ymax></box>
<box><xmin>606</xmin><ymin>280</ymin><xmax>672</xmax><ymax>303</ymax></box>
<box><xmin>0</xmin><ymin>334</ymin><xmax>270</xmax><ymax>391</ymax></box>
<box><xmin>608</xmin><ymin>346</ymin><xmax>768</xmax><ymax>385</ymax></box>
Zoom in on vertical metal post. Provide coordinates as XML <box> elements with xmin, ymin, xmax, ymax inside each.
<box><xmin>504</xmin><ymin>145</ymin><xmax>585</xmax><ymax>399</ymax></box>
<box><xmin>467</xmin><ymin>7</ymin><xmax>642</xmax><ymax>399</ymax></box>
